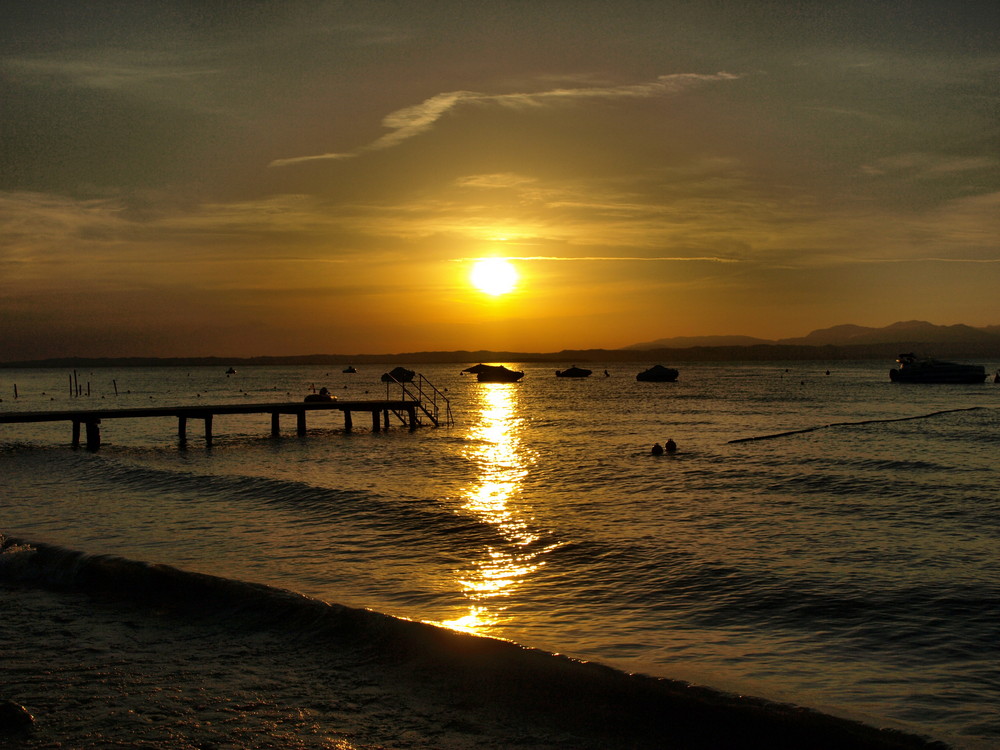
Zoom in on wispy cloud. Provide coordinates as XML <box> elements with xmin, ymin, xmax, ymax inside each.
<box><xmin>454</xmin><ymin>173</ymin><xmax>538</xmax><ymax>189</ymax></box>
<box><xmin>857</xmin><ymin>257</ymin><xmax>1000</xmax><ymax>264</ymax></box>
<box><xmin>3</xmin><ymin>55</ymin><xmax>215</xmax><ymax>91</ymax></box>
<box><xmin>452</xmin><ymin>255</ymin><xmax>740</xmax><ymax>263</ymax></box>
<box><xmin>860</xmin><ymin>153</ymin><xmax>999</xmax><ymax>178</ymax></box>
<box><xmin>269</xmin><ymin>72</ymin><xmax>740</xmax><ymax>167</ymax></box>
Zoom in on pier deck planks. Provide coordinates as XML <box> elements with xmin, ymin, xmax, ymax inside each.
<box><xmin>0</xmin><ymin>400</ymin><xmax>423</xmax><ymax>449</ymax></box>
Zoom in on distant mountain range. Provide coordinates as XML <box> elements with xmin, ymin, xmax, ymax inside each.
<box><xmin>4</xmin><ymin>321</ymin><xmax>999</xmax><ymax>369</ymax></box>
<box><xmin>625</xmin><ymin>320</ymin><xmax>1000</xmax><ymax>351</ymax></box>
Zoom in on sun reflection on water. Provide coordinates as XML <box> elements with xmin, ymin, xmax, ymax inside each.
<box><xmin>440</xmin><ymin>382</ymin><xmax>542</xmax><ymax>635</ymax></box>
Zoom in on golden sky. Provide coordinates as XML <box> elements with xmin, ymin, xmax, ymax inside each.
<box><xmin>2</xmin><ymin>1</ymin><xmax>998</xmax><ymax>359</ymax></box>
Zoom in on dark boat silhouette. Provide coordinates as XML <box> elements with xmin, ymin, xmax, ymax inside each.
<box><xmin>474</xmin><ymin>365</ymin><xmax>524</xmax><ymax>383</ymax></box>
<box><xmin>304</xmin><ymin>387</ymin><xmax>335</xmax><ymax>402</ymax></box>
<box><xmin>342</xmin><ymin>366</ymin><xmax>357</xmax><ymax>374</ymax></box>
<box><xmin>461</xmin><ymin>363</ymin><xmax>495</xmax><ymax>374</ymax></box>
<box><xmin>381</xmin><ymin>366</ymin><xmax>415</xmax><ymax>383</ymax></box>
<box><xmin>636</xmin><ymin>365</ymin><xmax>679</xmax><ymax>382</ymax></box>
<box><xmin>889</xmin><ymin>353</ymin><xmax>986</xmax><ymax>384</ymax></box>
<box><xmin>556</xmin><ymin>366</ymin><xmax>592</xmax><ymax>378</ymax></box>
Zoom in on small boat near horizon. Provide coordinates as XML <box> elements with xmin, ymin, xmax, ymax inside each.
<box><xmin>474</xmin><ymin>364</ymin><xmax>524</xmax><ymax>383</ymax></box>
<box><xmin>636</xmin><ymin>365</ymin><xmax>679</xmax><ymax>382</ymax></box>
<box><xmin>889</xmin><ymin>353</ymin><xmax>986</xmax><ymax>384</ymax></box>
<box><xmin>342</xmin><ymin>365</ymin><xmax>357</xmax><ymax>374</ymax></box>
<box><xmin>461</xmin><ymin>363</ymin><xmax>496</xmax><ymax>375</ymax></box>
<box><xmin>555</xmin><ymin>366</ymin><xmax>592</xmax><ymax>378</ymax></box>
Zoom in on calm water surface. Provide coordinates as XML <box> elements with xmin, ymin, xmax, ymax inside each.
<box><xmin>2</xmin><ymin>360</ymin><xmax>998</xmax><ymax>747</ymax></box>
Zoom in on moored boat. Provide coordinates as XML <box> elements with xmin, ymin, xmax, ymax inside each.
<box><xmin>555</xmin><ymin>366</ymin><xmax>592</xmax><ymax>378</ymax></box>
<box><xmin>304</xmin><ymin>387</ymin><xmax>336</xmax><ymax>402</ymax></box>
<box><xmin>889</xmin><ymin>353</ymin><xmax>986</xmax><ymax>384</ymax></box>
<box><xmin>636</xmin><ymin>365</ymin><xmax>679</xmax><ymax>382</ymax></box>
<box><xmin>475</xmin><ymin>365</ymin><xmax>524</xmax><ymax>383</ymax></box>
<box><xmin>381</xmin><ymin>366</ymin><xmax>415</xmax><ymax>383</ymax></box>
<box><xmin>461</xmin><ymin>363</ymin><xmax>495</xmax><ymax>374</ymax></box>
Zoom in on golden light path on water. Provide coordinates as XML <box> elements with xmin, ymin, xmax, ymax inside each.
<box><xmin>441</xmin><ymin>381</ymin><xmax>544</xmax><ymax>635</ymax></box>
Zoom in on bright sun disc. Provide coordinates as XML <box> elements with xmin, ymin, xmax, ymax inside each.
<box><xmin>470</xmin><ymin>258</ymin><xmax>518</xmax><ymax>296</ymax></box>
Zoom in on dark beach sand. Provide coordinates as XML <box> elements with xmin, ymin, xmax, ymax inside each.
<box><xmin>0</xmin><ymin>580</ymin><xmax>947</xmax><ymax>750</ymax></box>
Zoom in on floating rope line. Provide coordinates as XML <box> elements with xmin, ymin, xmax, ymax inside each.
<box><xmin>727</xmin><ymin>406</ymin><xmax>986</xmax><ymax>444</ymax></box>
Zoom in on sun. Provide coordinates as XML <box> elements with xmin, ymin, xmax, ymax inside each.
<box><xmin>470</xmin><ymin>258</ymin><xmax>518</xmax><ymax>296</ymax></box>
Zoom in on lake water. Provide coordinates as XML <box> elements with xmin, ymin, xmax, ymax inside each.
<box><xmin>1</xmin><ymin>360</ymin><xmax>997</xmax><ymax>748</ymax></box>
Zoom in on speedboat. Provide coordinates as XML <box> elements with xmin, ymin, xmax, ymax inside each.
<box><xmin>342</xmin><ymin>366</ymin><xmax>357</xmax><ymax>374</ymax></box>
<box><xmin>461</xmin><ymin>363</ymin><xmax>495</xmax><ymax>374</ymax></box>
<box><xmin>889</xmin><ymin>353</ymin><xmax>986</xmax><ymax>384</ymax></box>
<box><xmin>636</xmin><ymin>365</ymin><xmax>679</xmax><ymax>382</ymax></box>
<box><xmin>556</xmin><ymin>366</ymin><xmax>592</xmax><ymax>378</ymax></box>
<box><xmin>475</xmin><ymin>365</ymin><xmax>524</xmax><ymax>383</ymax></box>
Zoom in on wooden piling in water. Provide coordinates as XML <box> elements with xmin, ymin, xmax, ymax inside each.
<box><xmin>85</xmin><ymin>420</ymin><xmax>101</xmax><ymax>451</ymax></box>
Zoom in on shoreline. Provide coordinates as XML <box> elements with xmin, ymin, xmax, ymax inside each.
<box><xmin>5</xmin><ymin>339</ymin><xmax>1000</xmax><ymax>369</ymax></box>
<box><xmin>1</xmin><ymin>538</ymin><xmax>950</xmax><ymax>750</ymax></box>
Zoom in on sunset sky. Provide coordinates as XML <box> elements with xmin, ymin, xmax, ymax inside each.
<box><xmin>2</xmin><ymin>1</ymin><xmax>998</xmax><ymax>359</ymax></box>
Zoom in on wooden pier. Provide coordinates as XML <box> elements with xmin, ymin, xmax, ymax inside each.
<box><xmin>0</xmin><ymin>399</ymin><xmax>431</xmax><ymax>451</ymax></box>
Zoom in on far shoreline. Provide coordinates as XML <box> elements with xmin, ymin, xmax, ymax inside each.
<box><xmin>4</xmin><ymin>341</ymin><xmax>999</xmax><ymax>369</ymax></box>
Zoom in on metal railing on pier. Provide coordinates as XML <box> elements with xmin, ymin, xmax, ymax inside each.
<box><xmin>384</xmin><ymin>373</ymin><xmax>454</xmax><ymax>427</ymax></box>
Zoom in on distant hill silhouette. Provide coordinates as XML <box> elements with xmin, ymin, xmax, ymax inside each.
<box><xmin>624</xmin><ymin>334</ymin><xmax>773</xmax><ymax>349</ymax></box>
<box><xmin>626</xmin><ymin>320</ymin><xmax>1000</xmax><ymax>351</ymax></box>
<box><xmin>4</xmin><ymin>321</ymin><xmax>998</xmax><ymax>368</ymax></box>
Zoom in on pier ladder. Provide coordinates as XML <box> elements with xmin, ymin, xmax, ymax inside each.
<box><xmin>384</xmin><ymin>373</ymin><xmax>453</xmax><ymax>427</ymax></box>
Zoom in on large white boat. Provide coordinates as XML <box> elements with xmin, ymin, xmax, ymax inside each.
<box><xmin>889</xmin><ymin>353</ymin><xmax>986</xmax><ymax>384</ymax></box>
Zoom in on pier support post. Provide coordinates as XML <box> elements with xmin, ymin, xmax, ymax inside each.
<box><xmin>85</xmin><ymin>419</ymin><xmax>101</xmax><ymax>451</ymax></box>
<box><xmin>383</xmin><ymin>410</ymin><xmax>390</xmax><ymax>431</ymax></box>
<box><xmin>178</xmin><ymin>416</ymin><xmax>188</xmax><ymax>446</ymax></box>
<box><xmin>297</xmin><ymin>410</ymin><xmax>306</xmax><ymax>436</ymax></box>
<box><xmin>371</xmin><ymin>410</ymin><xmax>380</xmax><ymax>432</ymax></box>
<box><xmin>407</xmin><ymin>405</ymin><xmax>417</xmax><ymax>431</ymax></box>
<box><xmin>72</xmin><ymin>420</ymin><xmax>81</xmax><ymax>448</ymax></box>
<box><xmin>271</xmin><ymin>412</ymin><xmax>280</xmax><ymax>436</ymax></box>
<box><xmin>344</xmin><ymin>410</ymin><xmax>353</xmax><ymax>432</ymax></box>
